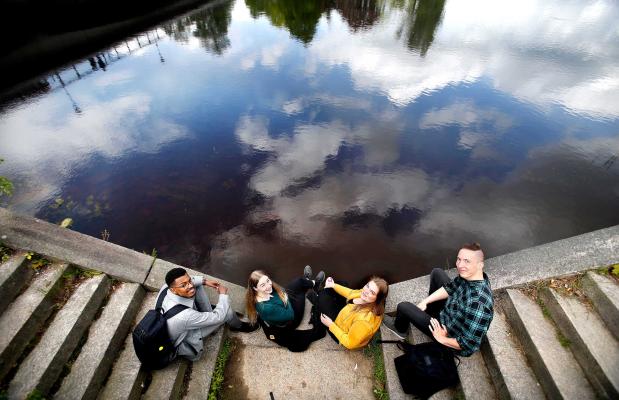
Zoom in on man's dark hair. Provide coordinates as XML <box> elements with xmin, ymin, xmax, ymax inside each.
<box><xmin>461</xmin><ymin>242</ymin><xmax>484</xmax><ymax>260</ymax></box>
<box><xmin>165</xmin><ymin>267</ymin><xmax>187</xmax><ymax>287</ymax></box>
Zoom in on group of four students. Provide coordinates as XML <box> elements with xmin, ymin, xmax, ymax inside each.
<box><xmin>158</xmin><ymin>242</ymin><xmax>493</xmax><ymax>363</ymax></box>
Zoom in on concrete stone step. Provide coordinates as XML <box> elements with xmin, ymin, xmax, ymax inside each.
<box><xmin>582</xmin><ymin>271</ymin><xmax>619</xmax><ymax>341</ymax></box>
<box><xmin>481</xmin><ymin>308</ymin><xmax>545</xmax><ymax>400</ymax></box>
<box><xmin>0</xmin><ymin>262</ymin><xmax>68</xmax><ymax>382</ymax></box>
<box><xmin>98</xmin><ymin>291</ymin><xmax>156</xmax><ymax>400</ymax></box>
<box><xmin>0</xmin><ymin>251</ymin><xmax>31</xmax><ymax>311</ymax></box>
<box><xmin>54</xmin><ymin>282</ymin><xmax>145</xmax><ymax>400</ymax></box>
<box><xmin>184</xmin><ymin>327</ymin><xmax>225</xmax><ymax>399</ymax></box>
<box><xmin>541</xmin><ymin>287</ymin><xmax>619</xmax><ymax>399</ymax></box>
<box><xmin>7</xmin><ymin>273</ymin><xmax>111</xmax><ymax>399</ymax></box>
<box><xmin>458</xmin><ymin>351</ymin><xmax>497</xmax><ymax>400</ymax></box>
<box><xmin>143</xmin><ymin>358</ymin><xmax>189</xmax><ymax>400</ymax></box>
<box><xmin>503</xmin><ymin>288</ymin><xmax>596</xmax><ymax>400</ymax></box>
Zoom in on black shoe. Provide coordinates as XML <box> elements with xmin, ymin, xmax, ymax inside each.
<box><xmin>229</xmin><ymin>321</ymin><xmax>259</xmax><ymax>333</ymax></box>
<box><xmin>314</xmin><ymin>271</ymin><xmax>325</xmax><ymax>291</ymax></box>
<box><xmin>306</xmin><ymin>290</ymin><xmax>318</xmax><ymax>305</ymax></box>
<box><xmin>382</xmin><ymin>315</ymin><xmax>408</xmax><ymax>340</ymax></box>
<box><xmin>303</xmin><ymin>265</ymin><xmax>313</xmax><ymax>280</ymax></box>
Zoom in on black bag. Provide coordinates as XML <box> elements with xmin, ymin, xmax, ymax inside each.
<box><xmin>132</xmin><ymin>290</ymin><xmax>188</xmax><ymax>370</ymax></box>
<box><xmin>381</xmin><ymin>340</ymin><xmax>460</xmax><ymax>398</ymax></box>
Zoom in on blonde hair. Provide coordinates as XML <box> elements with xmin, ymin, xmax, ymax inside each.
<box><xmin>245</xmin><ymin>270</ymin><xmax>288</xmax><ymax>324</ymax></box>
<box><xmin>352</xmin><ymin>276</ymin><xmax>389</xmax><ymax>316</ymax></box>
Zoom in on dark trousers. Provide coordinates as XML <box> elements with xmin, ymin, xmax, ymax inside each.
<box><xmin>394</xmin><ymin>268</ymin><xmax>451</xmax><ymax>337</ymax></box>
<box><xmin>313</xmin><ymin>281</ymin><xmax>349</xmax><ymax>343</ymax></box>
<box><xmin>259</xmin><ymin>276</ymin><xmax>324</xmax><ymax>352</ymax></box>
<box><xmin>285</xmin><ymin>277</ymin><xmax>314</xmax><ymax>329</ymax></box>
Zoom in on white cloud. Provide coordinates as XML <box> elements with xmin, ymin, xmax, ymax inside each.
<box><xmin>0</xmin><ymin>93</ymin><xmax>189</xmax><ymax>212</ymax></box>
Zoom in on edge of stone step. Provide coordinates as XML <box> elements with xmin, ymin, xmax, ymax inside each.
<box><xmin>0</xmin><ymin>251</ymin><xmax>32</xmax><ymax>311</ymax></box>
<box><xmin>7</xmin><ymin>274</ymin><xmax>111</xmax><ymax>399</ymax></box>
<box><xmin>54</xmin><ymin>282</ymin><xmax>145</xmax><ymax>400</ymax></box>
<box><xmin>582</xmin><ymin>271</ymin><xmax>619</xmax><ymax>341</ymax></box>
<box><xmin>541</xmin><ymin>286</ymin><xmax>619</xmax><ymax>398</ymax></box>
<box><xmin>0</xmin><ymin>262</ymin><xmax>68</xmax><ymax>382</ymax></box>
<box><xmin>481</xmin><ymin>306</ymin><xmax>545</xmax><ymax>400</ymax></box>
<box><xmin>183</xmin><ymin>328</ymin><xmax>225</xmax><ymax>399</ymax></box>
<box><xmin>503</xmin><ymin>288</ymin><xmax>596</xmax><ymax>400</ymax></box>
<box><xmin>143</xmin><ymin>358</ymin><xmax>189</xmax><ymax>400</ymax></box>
<box><xmin>98</xmin><ymin>291</ymin><xmax>157</xmax><ymax>400</ymax></box>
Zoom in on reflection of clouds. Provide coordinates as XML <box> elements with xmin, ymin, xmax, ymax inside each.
<box><xmin>93</xmin><ymin>70</ymin><xmax>135</xmax><ymax>87</ymax></box>
<box><xmin>420</xmin><ymin>101</ymin><xmax>514</xmax><ymax>151</ymax></box>
<box><xmin>308</xmin><ymin>0</ymin><xmax>619</xmax><ymax>118</ymax></box>
<box><xmin>236</xmin><ymin>115</ymin><xmax>357</xmax><ymax>196</ymax></box>
<box><xmin>414</xmin><ymin>132</ymin><xmax>619</xmax><ymax>252</ymax></box>
<box><xmin>282</xmin><ymin>94</ymin><xmax>372</xmax><ymax>115</ymax></box>
<box><xmin>267</xmin><ymin>170</ymin><xmax>438</xmax><ymax>245</ymax></box>
<box><xmin>0</xmin><ymin>94</ymin><xmax>189</xmax><ymax>212</ymax></box>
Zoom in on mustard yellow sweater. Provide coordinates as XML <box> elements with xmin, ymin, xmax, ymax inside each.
<box><xmin>328</xmin><ymin>284</ymin><xmax>383</xmax><ymax>350</ymax></box>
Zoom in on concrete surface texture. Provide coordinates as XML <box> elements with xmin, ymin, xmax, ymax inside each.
<box><xmin>224</xmin><ymin>297</ymin><xmax>375</xmax><ymax>399</ymax></box>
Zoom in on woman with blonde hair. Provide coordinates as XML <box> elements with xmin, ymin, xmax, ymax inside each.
<box><xmin>309</xmin><ymin>275</ymin><xmax>389</xmax><ymax>350</ymax></box>
<box><xmin>245</xmin><ymin>267</ymin><xmax>326</xmax><ymax>351</ymax></box>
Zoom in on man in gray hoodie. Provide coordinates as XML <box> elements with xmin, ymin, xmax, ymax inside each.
<box><xmin>158</xmin><ymin>267</ymin><xmax>255</xmax><ymax>362</ymax></box>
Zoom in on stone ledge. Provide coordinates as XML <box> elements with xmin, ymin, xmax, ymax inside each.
<box><xmin>0</xmin><ymin>207</ymin><xmax>152</xmax><ymax>283</ymax></box>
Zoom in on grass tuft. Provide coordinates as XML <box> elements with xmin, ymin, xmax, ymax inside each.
<box><xmin>208</xmin><ymin>337</ymin><xmax>234</xmax><ymax>400</ymax></box>
<box><xmin>364</xmin><ymin>333</ymin><xmax>389</xmax><ymax>400</ymax></box>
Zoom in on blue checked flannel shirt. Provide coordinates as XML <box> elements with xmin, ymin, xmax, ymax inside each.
<box><xmin>439</xmin><ymin>273</ymin><xmax>493</xmax><ymax>356</ymax></box>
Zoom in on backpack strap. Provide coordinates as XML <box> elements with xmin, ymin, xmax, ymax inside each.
<box><xmin>155</xmin><ymin>288</ymin><xmax>189</xmax><ymax>319</ymax></box>
<box><xmin>164</xmin><ymin>304</ymin><xmax>188</xmax><ymax>319</ymax></box>
<box><xmin>155</xmin><ymin>289</ymin><xmax>168</xmax><ymax>311</ymax></box>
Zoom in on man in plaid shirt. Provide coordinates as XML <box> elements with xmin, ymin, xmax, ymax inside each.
<box><xmin>383</xmin><ymin>243</ymin><xmax>493</xmax><ymax>356</ymax></box>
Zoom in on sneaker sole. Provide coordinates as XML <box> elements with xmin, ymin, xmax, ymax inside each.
<box><xmin>382</xmin><ymin>323</ymin><xmax>406</xmax><ymax>340</ymax></box>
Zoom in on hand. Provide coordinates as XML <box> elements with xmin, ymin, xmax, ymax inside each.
<box><xmin>324</xmin><ymin>277</ymin><xmax>335</xmax><ymax>289</ymax></box>
<box><xmin>417</xmin><ymin>300</ymin><xmax>427</xmax><ymax>311</ymax></box>
<box><xmin>217</xmin><ymin>284</ymin><xmax>229</xmax><ymax>295</ymax></box>
<box><xmin>429</xmin><ymin>318</ymin><xmax>448</xmax><ymax>343</ymax></box>
<box><xmin>320</xmin><ymin>313</ymin><xmax>333</xmax><ymax>327</ymax></box>
<box><xmin>203</xmin><ymin>279</ymin><xmax>220</xmax><ymax>289</ymax></box>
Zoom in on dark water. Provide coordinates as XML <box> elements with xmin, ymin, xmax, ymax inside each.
<box><xmin>1</xmin><ymin>0</ymin><xmax>618</xmax><ymax>286</ymax></box>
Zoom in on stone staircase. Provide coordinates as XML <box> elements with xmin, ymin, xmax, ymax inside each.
<box><xmin>0</xmin><ymin>250</ymin><xmax>226</xmax><ymax>400</ymax></box>
<box><xmin>1</xmin><ymin>208</ymin><xmax>618</xmax><ymax>400</ymax></box>
<box><xmin>381</xmin><ymin>270</ymin><xmax>619</xmax><ymax>400</ymax></box>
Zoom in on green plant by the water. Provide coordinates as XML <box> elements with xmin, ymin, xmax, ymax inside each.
<box><xmin>364</xmin><ymin>334</ymin><xmax>388</xmax><ymax>400</ymax></box>
<box><xmin>208</xmin><ymin>337</ymin><xmax>233</xmax><ymax>400</ymax></box>
<box><xmin>0</xmin><ymin>159</ymin><xmax>13</xmax><ymax>197</ymax></box>
<box><xmin>25</xmin><ymin>389</ymin><xmax>46</xmax><ymax>400</ymax></box>
<box><xmin>0</xmin><ymin>243</ymin><xmax>12</xmax><ymax>263</ymax></box>
<box><xmin>26</xmin><ymin>252</ymin><xmax>51</xmax><ymax>270</ymax></box>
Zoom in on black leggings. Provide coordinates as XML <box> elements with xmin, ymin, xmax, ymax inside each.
<box><xmin>394</xmin><ymin>268</ymin><xmax>451</xmax><ymax>337</ymax></box>
<box><xmin>259</xmin><ymin>277</ymin><xmax>324</xmax><ymax>352</ymax></box>
<box><xmin>285</xmin><ymin>277</ymin><xmax>314</xmax><ymax>329</ymax></box>
<box><xmin>314</xmin><ymin>281</ymin><xmax>349</xmax><ymax>342</ymax></box>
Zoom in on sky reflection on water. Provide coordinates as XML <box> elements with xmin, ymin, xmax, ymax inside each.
<box><xmin>0</xmin><ymin>0</ymin><xmax>618</xmax><ymax>285</ymax></box>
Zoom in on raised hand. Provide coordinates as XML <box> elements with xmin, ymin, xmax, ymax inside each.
<box><xmin>324</xmin><ymin>277</ymin><xmax>335</xmax><ymax>289</ymax></box>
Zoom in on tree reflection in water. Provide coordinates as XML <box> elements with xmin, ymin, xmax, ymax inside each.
<box><xmin>161</xmin><ymin>0</ymin><xmax>233</xmax><ymax>55</ymax></box>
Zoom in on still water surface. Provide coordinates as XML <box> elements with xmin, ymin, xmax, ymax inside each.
<box><xmin>1</xmin><ymin>0</ymin><xmax>618</xmax><ymax>285</ymax></box>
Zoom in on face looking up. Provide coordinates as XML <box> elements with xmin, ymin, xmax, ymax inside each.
<box><xmin>255</xmin><ymin>275</ymin><xmax>273</xmax><ymax>297</ymax></box>
<box><xmin>360</xmin><ymin>280</ymin><xmax>379</xmax><ymax>304</ymax></box>
<box><xmin>456</xmin><ymin>248</ymin><xmax>484</xmax><ymax>280</ymax></box>
<box><xmin>170</xmin><ymin>274</ymin><xmax>196</xmax><ymax>298</ymax></box>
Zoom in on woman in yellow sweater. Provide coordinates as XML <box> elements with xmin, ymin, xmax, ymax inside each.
<box><xmin>311</xmin><ymin>276</ymin><xmax>389</xmax><ymax>350</ymax></box>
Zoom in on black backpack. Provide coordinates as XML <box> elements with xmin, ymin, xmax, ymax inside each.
<box><xmin>132</xmin><ymin>290</ymin><xmax>188</xmax><ymax>370</ymax></box>
<box><xmin>381</xmin><ymin>340</ymin><xmax>460</xmax><ymax>399</ymax></box>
